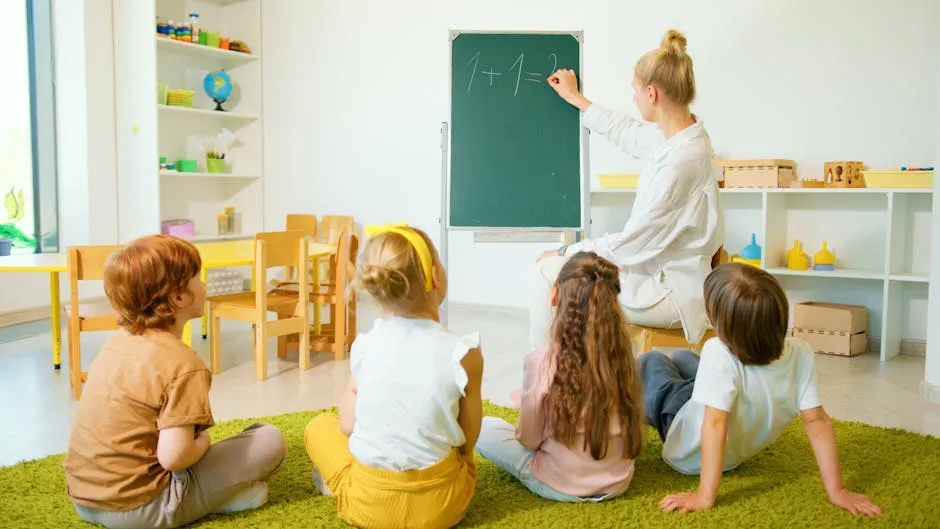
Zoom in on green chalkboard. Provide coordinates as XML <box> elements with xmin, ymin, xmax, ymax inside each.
<box><xmin>449</xmin><ymin>32</ymin><xmax>583</xmax><ymax>229</ymax></box>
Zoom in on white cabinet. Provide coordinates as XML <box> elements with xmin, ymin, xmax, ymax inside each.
<box><xmin>590</xmin><ymin>187</ymin><xmax>932</xmax><ymax>360</ymax></box>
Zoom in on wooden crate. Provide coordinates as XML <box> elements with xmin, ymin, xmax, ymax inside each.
<box><xmin>717</xmin><ymin>159</ymin><xmax>795</xmax><ymax>188</ymax></box>
<box><xmin>824</xmin><ymin>161</ymin><xmax>865</xmax><ymax>188</ymax></box>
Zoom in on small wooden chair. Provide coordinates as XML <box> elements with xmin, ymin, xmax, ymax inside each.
<box><xmin>67</xmin><ymin>245</ymin><xmax>122</xmax><ymax>399</ymax></box>
<box><xmin>208</xmin><ymin>231</ymin><xmax>311</xmax><ymax>381</ymax></box>
<box><xmin>318</xmin><ymin>215</ymin><xmax>357</xmax><ymax>336</ymax></box>
<box><xmin>631</xmin><ymin>245</ymin><xmax>728</xmax><ymax>354</ymax></box>
<box><xmin>277</xmin><ymin>232</ymin><xmax>354</xmax><ymax>361</ymax></box>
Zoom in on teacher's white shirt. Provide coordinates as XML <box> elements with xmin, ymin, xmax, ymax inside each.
<box><xmin>566</xmin><ymin>104</ymin><xmax>723</xmax><ymax>344</ymax></box>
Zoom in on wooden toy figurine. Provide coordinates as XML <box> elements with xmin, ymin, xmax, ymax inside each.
<box><xmin>786</xmin><ymin>240</ymin><xmax>811</xmax><ymax>270</ymax></box>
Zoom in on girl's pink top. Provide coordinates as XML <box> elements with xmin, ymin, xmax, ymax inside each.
<box><xmin>516</xmin><ymin>347</ymin><xmax>636</xmax><ymax>498</ymax></box>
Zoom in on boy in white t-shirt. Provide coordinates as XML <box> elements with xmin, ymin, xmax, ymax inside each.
<box><xmin>640</xmin><ymin>263</ymin><xmax>882</xmax><ymax>517</ymax></box>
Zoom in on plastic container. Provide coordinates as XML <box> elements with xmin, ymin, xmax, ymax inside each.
<box><xmin>206</xmin><ymin>158</ymin><xmax>225</xmax><ymax>173</ymax></box>
<box><xmin>597</xmin><ymin>173</ymin><xmax>640</xmax><ymax>189</ymax></box>
<box><xmin>165</xmin><ymin>89</ymin><xmax>194</xmax><ymax>107</ymax></box>
<box><xmin>206</xmin><ymin>32</ymin><xmax>221</xmax><ymax>48</ymax></box>
<box><xmin>157</xmin><ymin>82</ymin><xmax>168</xmax><ymax>105</ymax></box>
<box><xmin>176</xmin><ymin>159</ymin><xmax>198</xmax><ymax>172</ymax></box>
<box><xmin>862</xmin><ymin>170</ymin><xmax>933</xmax><ymax>188</ymax></box>
<box><xmin>0</xmin><ymin>238</ymin><xmax>11</xmax><ymax>257</ymax></box>
<box><xmin>188</xmin><ymin>13</ymin><xmax>199</xmax><ymax>43</ymax></box>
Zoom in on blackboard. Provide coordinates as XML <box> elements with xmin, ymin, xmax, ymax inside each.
<box><xmin>448</xmin><ymin>31</ymin><xmax>585</xmax><ymax>230</ymax></box>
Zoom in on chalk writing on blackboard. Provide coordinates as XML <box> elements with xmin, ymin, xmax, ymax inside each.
<box><xmin>466</xmin><ymin>52</ymin><xmax>565</xmax><ymax>96</ymax></box>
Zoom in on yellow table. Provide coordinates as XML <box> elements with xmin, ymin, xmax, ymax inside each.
<box><xmin>0</xmin><ymin>240</ymin><xmax>334</xmax><ymax>369</ymax></box>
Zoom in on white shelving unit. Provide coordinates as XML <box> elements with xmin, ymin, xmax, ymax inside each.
<box><xmin>590</xmin><ymin>187</ymin><xmax>932</xmax><ymax>361</ymax></box>
<box><xmin>113</xmin><ymin>0</ymin><xmax>264</xmax><ymax>243</ymax></box>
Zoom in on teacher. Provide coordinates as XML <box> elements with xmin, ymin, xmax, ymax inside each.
<box><xmin>531</xmin><ymin>29</ymin><xmax>723</xmax><ymax>351</ymax></box>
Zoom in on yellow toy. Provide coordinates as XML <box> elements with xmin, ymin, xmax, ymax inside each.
<box><xmin>786</xmin><ymin>240</ymin><xmax>811</xmax><ymax>270</ymax></box>
<box><xmin>813</xmin><ymin>241</ymin><xmax>835</xmax><ymax>271</ymax></box>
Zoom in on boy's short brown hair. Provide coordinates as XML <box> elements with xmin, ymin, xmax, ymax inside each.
<box><xmin>104</xmin><ymin>235</ymin><xmax>202</xmax><ymax>335</ymax></box>
<box><xmin>704</xmin><ymin>263</ymin><xmax>789</xmax><ymax>366</ymax></box>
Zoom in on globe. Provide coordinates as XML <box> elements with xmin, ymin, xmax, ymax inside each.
<box><xmin>203</xmin><ymin>70</ymin><xmax>233</xmax><ymax>111</ymax></box>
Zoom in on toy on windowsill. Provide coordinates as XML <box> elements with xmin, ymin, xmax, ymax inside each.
<box><xmin>786</xmin><ymin>240</ymin><xmax>811</xmax><ymax>270</ymax></box>
<box><xmin>730</xmin><ymin>233</ymin><xmax>762</xmax><ymax>268</ymax></box>
<box><xmin>813</xmin><ymin>241</ymin><xmax>835</xmax><ymax>271</ymax></box>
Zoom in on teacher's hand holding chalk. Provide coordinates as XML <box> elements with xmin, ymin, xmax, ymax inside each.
<box><xmin>547</xmin><ymin>69</ymin><xmax>592</xmax><ymax>112</ymax></box>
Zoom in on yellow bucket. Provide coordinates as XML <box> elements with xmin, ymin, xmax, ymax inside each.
<box><xmin>597</xmin><ymin>173</ymin><xmax>640</xmax><ymax>189</ymax></box>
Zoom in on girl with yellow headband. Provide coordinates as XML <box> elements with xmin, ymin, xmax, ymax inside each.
<box><xmin>303</xmin><ymin>223</ymin><xmax>484</xmax><ymax>529</ymax></box>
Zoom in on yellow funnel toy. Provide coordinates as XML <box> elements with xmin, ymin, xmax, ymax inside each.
<box><xmin>786</xmin><ymin>240</ymin><xmax>811</xmax><ymax>270</ymax></box>
<box><xmin>813</xmin><ymin>241</ymin><xmax>835</xmax><ymax>271</ymax></box>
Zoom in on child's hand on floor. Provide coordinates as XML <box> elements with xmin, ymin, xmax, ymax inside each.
<box><xmin>829</xmin><ymin>488</ymin><xmax>882</xmax><ymax>517</ymax></box>
<box><xmin>659</xmin><ymin>491</ymin><xmax>714</xmax><ymax>513</ymax></box>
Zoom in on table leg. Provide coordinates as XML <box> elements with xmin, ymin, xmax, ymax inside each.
<box><xmin>182</xmin><ymin>320</ymin><xmax>192</xmax><ymax>348</ymax></box>
<box><xmin>50</xmin><ymin>272</ymin><xmax>62</xmax><ymax>369</ymax></box>
<box><xmin>200</xmin><ymin>267</ymin><xmax>208</xmax><ymax>339</ymax></box>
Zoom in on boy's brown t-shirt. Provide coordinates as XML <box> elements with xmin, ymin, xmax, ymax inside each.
<box><xmin>64</xmin><ymin>329</ymin><xmax>215</xmax><ymax>511</ymax></box>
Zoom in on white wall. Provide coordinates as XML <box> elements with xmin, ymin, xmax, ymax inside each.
<box><xmin>0</xmin><ymin>0</ymin><xmax>118</xmax><ymax>314</ymax></box>
<box><xmin>262</xmin><ymin>0</ymin><xmax>939</xmax><ymax>312</ymax></box>
<box><xmin>927</xmin><ymin>69</ymin><xmax>940</xmax><ymax>390</ymax></box>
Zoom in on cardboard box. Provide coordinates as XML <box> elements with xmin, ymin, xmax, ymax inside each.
<box><xmin>793</xmin><ymin>328</ymin><xmax>868</xmax><ymax>357</ymax></box>
<box><xmin>792</xmin><ymin>302</ymin><xmax>868</xmax><ymax>356</ymax></box>
<box><xmin>717</xmin><ymin>159</ymin><xmax>795</xmax><ymax>188</ymax></box>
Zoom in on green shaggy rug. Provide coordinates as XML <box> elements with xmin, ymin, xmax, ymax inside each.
<box><xmin>2</xmin><ymin>403</ymin><xmax>938</xmax><ymax>528</ymax></box>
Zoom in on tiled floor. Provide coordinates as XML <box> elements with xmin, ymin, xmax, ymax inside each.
<box><xmin>1</xmin><ymin>303</ymin><xmax>938</xmax><ymax>467</ymax></box>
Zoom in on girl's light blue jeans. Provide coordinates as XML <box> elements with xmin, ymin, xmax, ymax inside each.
<box><xmin>475</xmin><ymin>417</ymin><xmax>610</xmax><ymax>503</ymax></box>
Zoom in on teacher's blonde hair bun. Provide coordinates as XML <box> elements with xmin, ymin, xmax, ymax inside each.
<box><xmin>635</xmin><ymin>28</ymin><xmax>696</xmax><ymax>105</ymax></box>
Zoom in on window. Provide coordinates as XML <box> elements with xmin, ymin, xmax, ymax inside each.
<box><xmin>0</xmin><ymin>0</ymin><xmax>57</xmax><ymax>255</ymax></box>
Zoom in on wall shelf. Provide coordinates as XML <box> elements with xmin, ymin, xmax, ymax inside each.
<box><xmin>764</xmin><ymin>267</ymin><xmax>885</xmax><ymax>281</ymax></box>
<box><xmin>159</xmin><ymin>170</ymin><xmax>260</xmax><ymax>179</ymax></box>
<box><xmin>156</xmin><ymin>36</ymin><xmax>259</xmax><ymax>65</ymax></box>
<box><xmin>158</xmin><ymin>104</ymin><xmax>258</xmax><ymax>122</ymax></box>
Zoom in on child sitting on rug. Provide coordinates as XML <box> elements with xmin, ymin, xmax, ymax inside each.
<box><xmin>64</xmin><ymin>235</ymin><xmax>287</xmax><ymax>529</ymax></box>
<box><xmin>644</xmin><ymin>263</ymin><xmax>882</xmax><ymax>516</ymax></box>
<box><xmin>476</xmin><ymin>251</ymin><xmax>644</xmax><ymax>502</ymax></box>
<box><xmin>304</xmin><ymin>223</ymin><xmax>483</xmax><ymax>529</ymax></box>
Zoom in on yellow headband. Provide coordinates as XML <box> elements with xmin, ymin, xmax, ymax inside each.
<box><xmin>363</xmin><ymin>223</ymin><xmax>433</xmax><ymax>292</ymax></box>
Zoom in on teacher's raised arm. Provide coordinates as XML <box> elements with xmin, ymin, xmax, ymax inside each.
<box><xmin>530</xmin><ymin>29</ymin><xmax>724</xmax><ymax>352</ymax></box>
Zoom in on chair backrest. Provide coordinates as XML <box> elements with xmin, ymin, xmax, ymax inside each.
<box><xmin>286</xmin><ymin>214</ymin><xmax>318</xmax><ymax>240</ymax></box>
<box><xmin>255</xmin><ymin>230</ymin><xmax>310</xmax><ymax>317</ymax></box>
<box><xmin>331</xmin><ymin>231</ymin><xmax>350</xmax><ymax>288</ymax></box>
<box><xmin>320</xmin><ymin>215</ymin><xmax>355</xmax><ymax>246</ymax></box>
<box><xmin>68</xmin><ymin>245</ymin><xmax>122</xmax><ymax>320</ymax></box>
<box><xmin>68</xmin><ymin>245</ymin><xmax>122</xmax><ymax>282</ymax></box>
<box><xmin>711</xmin><ymin>245</ymin><xmax>729</xmax><ymax>269</ymax></box>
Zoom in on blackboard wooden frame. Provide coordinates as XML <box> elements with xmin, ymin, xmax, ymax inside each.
<box><xmin>442</xmin><ymin>29</ymin><xmax>591</xmax><ymax>233</ymax></box>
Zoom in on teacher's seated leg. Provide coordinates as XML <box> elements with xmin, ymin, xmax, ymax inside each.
<box><xmin>622</xmin><ymin>296</ymin><xmax>683</xmax><ymax>329</ymax></box>
<box><xmin>529</xmin><ymin>255</ymin><xmax>566</xmax><ymax>353</ymax></box>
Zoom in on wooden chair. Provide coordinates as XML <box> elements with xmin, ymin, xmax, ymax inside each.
<box><xmin>208</xmin><ymin>231</ymin><xmax>310</xmax><ymax>381</ymax></box>
<box><xmin>66</xmin><ymin>245</ymin><xmax>122</xmax><ymax>399</ymax></box>
<box><xmin>317</xmin><ymin>215</ymin><xmax>357</xmax><ymax>336</ymax></box>
<box><xmin>631</xmin><ymin>245</ymin><xmax>728</xmax><ymax>354</ymax></box>
<box><xmin>277</xmin><ymin>231</ymin><xmax>354</xmax><ymax>361</ymax></box>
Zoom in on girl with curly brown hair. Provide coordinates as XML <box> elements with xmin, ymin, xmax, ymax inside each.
<box><xmin>476</xmin><ymin>251</ymin><xmax>644</xmax><ymax>502</ymax></box>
